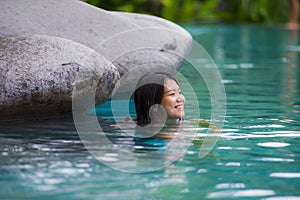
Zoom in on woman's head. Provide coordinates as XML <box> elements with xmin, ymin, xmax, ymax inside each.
<box><xmin>134</xmin><ymin>72</ymin><xmax>185</xmax><ymax>126</ymax></box>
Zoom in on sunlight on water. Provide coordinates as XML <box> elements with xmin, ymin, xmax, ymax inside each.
<box><xmin>257</xmin><ymin>142</ymin><xmax>291</xmax><ymax>147</ymax></box>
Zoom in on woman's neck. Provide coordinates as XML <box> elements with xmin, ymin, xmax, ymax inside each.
<box><xmin>165</xmin><ymin>118</ymin><xmax>181</xmax><ymax>125</ymax></box>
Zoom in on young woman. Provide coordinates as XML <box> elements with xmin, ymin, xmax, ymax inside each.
<box><xmin>132</xmin><ymin>72</ymin><xmax>185</xmax><ymax>145</ymax></box>
<box><xmin>134</xmin><ymin>72</ymin><xmax>185</xmax><ymax>127</ymax></box>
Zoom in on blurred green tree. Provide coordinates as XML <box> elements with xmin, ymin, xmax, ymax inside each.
<box><xmin>83</xmin><ymin>0</ymin><xmax>292</xmax><ymax>24</ymax></box>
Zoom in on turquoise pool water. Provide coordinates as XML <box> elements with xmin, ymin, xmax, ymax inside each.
<box><xmin>1</xmin><ymin>25</ymin><xmax>300</xmax><ymax>199</ymax></box>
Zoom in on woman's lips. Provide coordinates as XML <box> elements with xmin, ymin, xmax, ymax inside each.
<box><xmin>174</xmin><ymin>104</ymin><xmax>184</xmax><ymax>109</ymax></box>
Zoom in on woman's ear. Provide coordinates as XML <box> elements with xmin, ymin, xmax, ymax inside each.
<box><xmin>135</xmin><ymin>104</ymin><xmax>167</xmax><ymax>138</ymax></box>
<box><xmin>149</xmin><ymin>104</ymin><xmax>167</xmax><ymax>124</ymax></box>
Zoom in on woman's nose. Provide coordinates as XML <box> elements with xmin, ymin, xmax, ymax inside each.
<box><xmin>177</xmin><ymin>94</ymin><xmax>185</xmax><ymax>102</ymax></box>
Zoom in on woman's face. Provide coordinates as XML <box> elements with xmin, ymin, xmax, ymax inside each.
<box><xmin>161</xmin><ymin>78</ymin><xmax>185</xmax><ymax>120</ymax></box>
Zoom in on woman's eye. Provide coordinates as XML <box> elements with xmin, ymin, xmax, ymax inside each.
<box><xmin>169</xmin><ymin>92</ymin><xmax>175</xmax><ymax>96</ymax></box>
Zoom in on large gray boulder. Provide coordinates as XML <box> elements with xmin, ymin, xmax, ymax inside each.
<box><xmin>1</xmin><ymin>0</ymin><xmax>192</xmax><ymax>75</ymax></box>
<box><xmin>0</xmin><ymin>0</ymin><xmax>193</xmax><ymax>119</ymax></box>
<box><xmin>0</xmin><ymin>34</ymin><xmax>118</xmax><ymax>119</ymax></box>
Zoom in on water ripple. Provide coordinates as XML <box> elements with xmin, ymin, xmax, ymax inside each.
<box><xmin>257</xmin><ymin>142</ymin><xmax>291</xmax><ymax>148</ymax></box>
<box><xmin>270</xmin><ymin>173</ymin><xmax>300</xmax><ymax>178</ymax></box>
<box><xmin>207</xmin><ymin>189</ymin><xmax>275</xmax><ymax>198</ymax></box>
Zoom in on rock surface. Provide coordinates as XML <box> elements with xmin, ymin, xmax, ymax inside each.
<box><xmin>0</xmin><ymin>0</ymin><xmax>193</xmax><ymax>119</ymax></box>
<box><xmin>0</xmin><ymin>35</ymin><xmax>119</xmax><ymax>119</ymax></box>
<box><xmin>0</xmin><ymin>0</ymin><xmax>192</xmax><ymax>75</ymax></box>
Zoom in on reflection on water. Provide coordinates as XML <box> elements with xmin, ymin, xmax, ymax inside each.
<box><xmin>1</xmin><ymin>24</ymin><xmax>300</xmax><ymax>199</ymax></box>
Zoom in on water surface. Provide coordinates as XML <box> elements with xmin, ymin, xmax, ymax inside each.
<box><xmin>1</xmin><ymin>24</ymin><xmax>300</xmax><ymax>199</ymax></box>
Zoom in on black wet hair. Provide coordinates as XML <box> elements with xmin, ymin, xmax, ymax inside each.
<box><xmin>134</xmin><ymin>72</ymin><xmax>178</xmax><ymax>126</ymax></box>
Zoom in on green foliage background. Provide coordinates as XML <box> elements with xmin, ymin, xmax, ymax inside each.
<box><xmin>83</xmin><ymin>0</ymin><xmax>291</xmax><ymax>24</ymax></box>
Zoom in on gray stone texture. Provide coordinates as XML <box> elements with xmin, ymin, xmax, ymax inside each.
<box><xmin>1</xmin><ymin>0</ymin><xmax>192</xmax><ymax>74</ymax></box>
<box><xmin>0</xmin><ymin>35</ymin><xmax>118</xmax><ymax>119</ymax></box>
<box><xmin>0</xmin><ymin>0</ymin><xmax>192</xmax><ymax>119</ymax></box>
